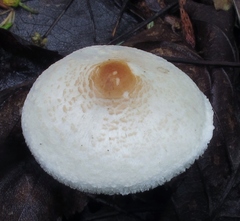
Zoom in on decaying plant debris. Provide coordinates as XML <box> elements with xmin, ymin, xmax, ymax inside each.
<box><xmin>0</xmin><ymin>0</ymin><xmax>240</xmax><ymax>220</ymax></box>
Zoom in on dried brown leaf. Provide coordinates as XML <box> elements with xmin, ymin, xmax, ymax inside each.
<box><xmin>179</xmin><ymin>0</ymin><xmax>195</xmax><ymax>47</ymax></box>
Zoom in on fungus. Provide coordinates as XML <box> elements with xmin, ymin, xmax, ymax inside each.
<box><xmin>21</xmin><ymin>45</ymin><xmax>214</xmax><ymax>195</ymax></box>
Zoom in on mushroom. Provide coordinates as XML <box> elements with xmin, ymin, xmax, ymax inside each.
<box><xmin>21</xmin><ymin>45</ymin><xmax>214</xmax><ymax>195</ymax></box>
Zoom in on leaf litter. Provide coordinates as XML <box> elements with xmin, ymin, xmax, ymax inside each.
<box><xmin>0</xmin><ymin>0</ymin><xmax>240</xmax><ymax>220</ymax></box>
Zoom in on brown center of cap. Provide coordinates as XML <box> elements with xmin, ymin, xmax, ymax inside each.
<box><xmin>89</xmin><ymin>60</ymin><xmax>138</xmax><ymax>99</ymax></box>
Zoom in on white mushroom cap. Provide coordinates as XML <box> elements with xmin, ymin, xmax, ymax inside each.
<box><xmin>21</xmin><ymin>45</ymin><xmax>214</xmax><ymax>195</ymax></box>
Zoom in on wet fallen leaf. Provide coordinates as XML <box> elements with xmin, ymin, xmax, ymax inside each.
<box><xmin>0</xmin><ymin>0</ymin><xmax>240</xmax><ymax>220</ymax></box>
<box><xmin>0</xmin><ymin>157</ymin><xmax>88</xmax><ymax>221</ymax></box>
<box><xmin>6</xmin><ymin>0</ymin><xmax>138</xmax><ymax>55</ymax></box>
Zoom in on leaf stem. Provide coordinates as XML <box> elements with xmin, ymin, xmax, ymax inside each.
<box><xmin>18</xmin><ymin>2</ymin><xmax>38</xmax><ymax>14</ymax></box>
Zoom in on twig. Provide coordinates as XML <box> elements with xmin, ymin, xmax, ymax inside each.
<box><xmin>86</xmin><ymin>0</ymin><xmax>97</xmax><ymax>43</ymax></box>
<box><xmin>162</xmin><ymin>56</ymin><xmax>240</xmax><ymax>68</ymax></box>
<box><xmin>112</xmin><ymin>0</ymin><xmax>129</xmax><ymax>37</ymax></box>
<box><xmin>108</xmin><ymin>2</ymin><xmax>178</xmax><ymax>45</ymax></box>
<box><xmin>42</xmin><ymin>0</ymin><xmax>74</xmax><ymax>39</ymax></box>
